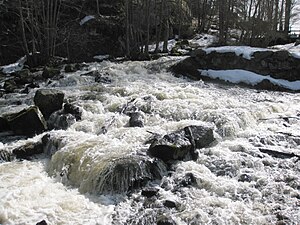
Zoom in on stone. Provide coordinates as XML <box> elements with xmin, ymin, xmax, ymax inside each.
<box><xmin>273</xmin><ymin>50</ymin><xmax>290</xmax><ymax>61</ymax></box>
<box><xmin>255</xmin><ymin>79</ymin><xmax>288</xmax><ymax>92</ymax></box>
<box><xmin>95</xmin><ymin>73</ymin><xmax>112</xmax><ymax>84</ymax></box>
<box><xmin>48</xmin><ymin>112</ymin><xmax>76</xmax><ymax>130</ymax></box>
<box><xmin>94</xmin><ymin>156</ymin><xmax>167</xmax><ymax>194</ymax></box>
<box><xmin>36</xmin><ymin>220</ymin><xmax>48</xmax><ymax>225</ymax></box>
<box><xmin>64</xmin><ymin>64</ymin><xmax>77</xmax><ymax>73</ymax></box>
<box><xmin>4</xmin><ymin>79</ymin><xmax>18</xmax><ymax>93</ymax></box>
<box><xmin>42</xmin><ymin>67</ymin><xmax>60</xmax><ymax>79</ymax></box>
<box><xmin>148</xmin><ymin>129</ymin><xmax>192</xmax><ymax>162</ymax></box>
<box><xmin>15</xmin><ymin>69</ymin><xmax>33</xmax><ymax>85</ymax></box>
<box><xmin>163</xmin><ymin>200</ymin><xmax>178</xmax><ymax>209</ymax></box>
<box><xmin>252</xmin><ymin>51</ymin><xmax>273</xmax><ymax>61</ymax></box>
<box><xmin>0</xmin><ymin>117</ymin><xmax>10</xmax><ymax>132</ymax></box>
<box><xmin>64</xmin><ymin>103</ymin><xmax>82</xmax><ymax>121</ymax></box>
<box><xmin>6</xmin><ymin>106</ymin><xmax>47</xmax><ymax>136</ymax></box>
<box><xmin>34</xmin><ymin>89</ymin><xmax>65</xmax><ymax>119</ymax></box>
<box><xmin>129</xmin><ymin>112</ymin><xmax>144</xmax><ymax>127</ymax></box>
<box><xmin>148</xmin><ymin>125</ymin><xmax>214</xmax><ymax>163</ymax></box>
<box><xmin>238</xmin><ymin>174</ymin><xmax>252</xmax><ymax>182</ymax></box>
<box><xmin>178</xmin><ymin>172</ymin><xmax>197</xmax><ymax>187</ymax></box>
<box><xmin>12</xmin><ymin>141</ymin><xmax>44</xmax><ymax>159</ymax></box>
<box><xmin>157</xmin><ymin>215</ymin><xmax>176</xmax><ymax>225</ymax></box>
<box><xmin>141</xmin><ymin>187</ymin><xmax>159</xmax><ymax>198</ymax></box>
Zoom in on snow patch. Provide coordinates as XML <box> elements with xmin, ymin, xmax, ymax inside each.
<box><xmin>271</xmin><ymin>43</ymin><xmax>300</xmax><ymax>59</ymax></box>
<box><xmin>204</xmin><ymin>46</ymin><xmax>270</xmax><ymax>60</ymax></box>
<box><xmin>80</xmin><ymin>15</ymin><xmax>95</xmax><ymax>26</ymax></box>
<box><xmin>189</xmin><ymin>34</ymin><xmax>217</xmax><ymax>48</ymax></box>
<box><xmin>0</xmin><ymin>56</ymin><xmax>27</xmax><ymax>74</ymax></box>
<box><xmin>200</xmin><ymin>69</ymin><xmax>300</xmax><ymax>91</ymax></box>
<box><xmin>93</xmin><ymin>55</ymin><xmax>110</xmax><ymax>61</ymax></box>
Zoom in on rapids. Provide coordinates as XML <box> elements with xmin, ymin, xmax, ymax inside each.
<box><xmin>0</xmin><ymin>57</ymin><xmax>299</xmax><ymax>225</ymax></box>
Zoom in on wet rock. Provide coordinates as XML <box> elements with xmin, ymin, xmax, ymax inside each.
<box><xmin>48</xmin><ymin>111</ymin><xmax>76</xmax><ymax>130</ymax></box>
<box><xmin>4</xmin><ymin>79</ymin><xmax>18</xmax><ymax>93</ymax></box>
<box><xmin>94</xmin><ymin>156</ymin><xmax>167</xmax><ymax>194</ymax></box>
<box><xmin>157</xmin><ymin>215</ymin><xmax>176</xmax><ymax>225</ymax></box>
<box><xmin>0</xmin><ymin>117</ymin><xmax>10</xmax><ymax>132</ymax></box>
<box><xmin>6</xmin><ymin>106</ymin><xmax>47</xmax><ymax>136</ymax></box>
<box><xmin>63</xmin><ymin>103</ymin><xmax>82</xmax><ymax>121</ymax></box>
<box><xmin>255</xmin><ymin>79</ymin><xmax>289</xmax><ymax>92</ymax></box>
<box><xmin>95</xmin><ymin>72</ymin><xmax>112</xmax><ymax>84</ymax></box>
<box><xmin>42</xmin><ymin>67</ymin><xmax>60</xmax><ymax>79</ymax></box>
<box><xmin>15</xmin><ymin>69</ymin><xmax>33</xmax><ymax>85</ymax></box>
<box><xmin>238</xmin><ymin>174</ymin><xmax>252</xmax><ymax>182</ymax></box>
<box><xmin>148</xmin><ymin>129</ymin><xmax>192</xmax><ymax>162</ymax></box>
<box><xmin>64</xmin><ymin>64</ymin><xmax>77</xmax><ymax>73</ymax></box>
<box><xmin>34</xmin><ymin>89</ymin><xmax>65</xmax><ymax>119</ymax></box>
<box><xmin>129</xmin><ymin>112</ymin><xmax>144</xmax><ymax>127</ymax></box>
<box><xmin>163</xmin><ymin>200</ymin><xmax>178</xmax><ymax>209</ymax></box>
<box><xmin>36</xmin><ymin>220</ymin><xmax>48</xmax><ymax>225</ymax></box>
<box><xmin>12</xmin><ymin>141</ymin><xmax>43</xmax><ymax>159</ymax></box>
<box><xmin>148</xmin><ymin>125</ymin><xmax>214</xmax><ymax>163</ymax></box>
<box><xmin>141</xmin><ymin>187</ymin><xmax>159</xmax><ymax>198</ymax></box>
<box><xmin>178</xmin><ymin>173</ymin><xmax>197</xmax><ymax>187</ymax></box>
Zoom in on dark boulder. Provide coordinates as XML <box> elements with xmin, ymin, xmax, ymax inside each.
<box><xmin>34</xmin><ymin>89</ymin><xmax>65</xmax><ymax>119</ymax></box>
<box><xmin>163</xmin><ymin>200</ymin><xmax>178</xmax><ymax>209</ymax></box>
<box><xmin>63</xmin><ymin>103</ymin><xmax>82</xmax><ymax>121</ymax></box>
<box><xmin>95</xmin><ymin>72</ymin><xmax>112</xmax><ymax>84</ymax></box>
<box><xmin>177</xmin><ymin>172</ymin><xmax>197</xmax><ymax>187</ymax></box>
<box><xmin>0</xmin><ymin>117</ymin><xmax>10</xmax><ymax>132</ymax></box>
<box><xmin>36</xmin><ymin>220</ymin><xmax>48</xmax><ymax>225</ymax></box>
<box><xmin>94</xmin><ymin>156</ymin><xmax>167</xmax><ymax>194</ymax></box>
<box><xmin>148</xmin><ymin>125</ymin><xmax>214</xmax><ymax>163</ymax></box>
<box><xmin>42</xmin><ymin>67</ymin><xmax>60</xmax><ymax>79</ymax></box>
<box><xmin>157</xmin><ymin>215</ymin><xmax>176</xmax><ymax>225</ymax></box>
<box><xmin>148</xmin><ymin>129</ymin><xmax>192</xmax><ymax>162</ymax></box>
<box><xmin>12</xmin><ymin>141</ymin><xmax>44</xmax><ymax>159</ymax></box>
<box><xmin>255</xmin><ymin>79</ymin><xmax>289</xmax><ymax>92</ymax></box>
<box><xmin>141</xmin><ymin>187</ymin><xmax>159</xmax><ymax>198</ymax></box>
<box><xmin>6</xmin><ymin>106</ymin><xmax>47</xmax><ymax>136</ymax></box>
<box><xmin>15</xmin><ymin>69</ymin><xmax>33</xmax><ymax>85</ymax></box>
<box><xmin>64</xmin><ymin>64</ymin><xmax>77</xmax><ymax>73</ymax></box>
<box><xmin>129</xmin><ymin>112</ymin><xmax>144</xmax><ymax>127</ymax></box>
<box><xmin>4</xmin><ymin>79</ymin><xmax>18</xmax><ymax>93</ymax></box>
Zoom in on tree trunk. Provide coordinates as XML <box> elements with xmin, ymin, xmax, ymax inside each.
<box><xmin>284</xmin><ymin>0</ymin><xmax>291</xmax><ymax>36</ymax></box>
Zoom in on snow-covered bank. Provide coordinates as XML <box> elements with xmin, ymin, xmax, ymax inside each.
<box><xmin>200</xmin><ymin>69</ymin><xmax>300</xmax><ymax>91</ymax></box>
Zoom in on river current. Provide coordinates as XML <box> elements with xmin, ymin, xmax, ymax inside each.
<box><xmin>0</xmin><ymin>57</ymin><xmax>299</xmax><ymax>225</ymax></box>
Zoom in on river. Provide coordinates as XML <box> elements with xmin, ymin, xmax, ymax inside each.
<box><xmin>0</xmin><ymin>57</ymin><xmax>299</xmax><ymax>225</ymax></box>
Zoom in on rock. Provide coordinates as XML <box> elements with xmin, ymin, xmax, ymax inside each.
<box><xmin>42</xmin><ymin>67</ymin><xmax>60</xmax><ymax>79</ymax></box>
<box><xmin>148</xmin><ymin>125</ymin><xmax>214</xmax><ymax>163</ymax></box>
<box><xmin>163</xmin><ymin>200</ymin><xmax>178</xmax><ymax>209</ymax></box>
<box><xmin>272</xmin><ymin>50</ymin><xmax>290</xmax><ymax>61</ymax></box>
<box><xmin>4</xmin><ymin>79</ymin><xmax>18</xmax><ymax>93</ymax></box>
<box><xmin>141</xmin><ymin>187</ymin><xmax>159</xmax><ymax>198</ymax></box>
<box><xmin>178</xmin><ymin>173</ymin><xmax>197</xmax><ymax>187</ymax></box>
<box><xmin>238</xmin><ymin>174</ymin><xmax>252</xmax><ymax>182</ymax></box>
<box><xmin>0</xmin><ymin>117</ymin><xmax>10</xmax><ymax>132</ymax></box>
<box><xmin>252</xmin><ymin>51</ymin><xmax>273</xmax><ymax>61</ymax></box>
<box><xmin>6</xmin><ymin>106</ymin><xmax>47</xmax><ymax>136</ymax></box>
<box><xmin>12</xmin><ymin>141</ymin><xmax>44</xmax><ymax>159</ymax></box>
<box><xmin>34</xmin><ymin>89</ymin><xmax>65</xmax><ymax>119</ymax></box>
<box><xmin>255</xmin><ymin>79</ymin><xmax>288</xmax><ymax>91</ymax></box>
<box><xmin>295</xmin><ymin>40</ymin><xmax>300</xmax><ymax>46</ymax></box>
<box><xmin>64</xmin><ymin>64</ymin><xmax>77</xmax><ymax>73</ymax></box>
<box><xmin>63</xmin><ymin>103</ymin><xmax>82</xmax><ymax>120</ymax></box>
<box><xmin>149</xmin><ymin>129</ymin><xmax>192</xmax><ymax>162</ymax></box>
<box><xmin>129</xmin><ymin>112</ymin><xmax>144</xmax><ymax>127</ymax></box>
<box><xmin>15</xmin><ymin>69</ymin><xmax>33</xmax><ymax>85</ymax></box>
<box><xmin>48</xmin><ymin>111</ymin><xmax>76</xmax><ymax>130</ymax></box>
<box><xmin>157</xmin><ymin>215</ymin><xmax>176</xmax><ymax>225</ymax></box>
<box><xmin>95</xmin><ymin>72</ymin><xmax>112</xmax><ymax>84</ymax></box>
<box><xmin>36</xmin><ymin>220</ymin><xmax>48</xmax><ymax>225</ymax></box>
<box><xmin>94</xmin><ymin>155</ymin><xmax>167</xmax><ymax>194</ymax></box>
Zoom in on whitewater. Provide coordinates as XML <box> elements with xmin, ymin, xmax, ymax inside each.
<box><xmin>0</xmin><ymin>57</ymin><xmax>299</xmax><ymax>225</ymax></box>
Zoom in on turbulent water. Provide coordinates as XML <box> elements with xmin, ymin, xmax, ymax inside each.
<box><xmin>0</xmin><ymin>57</ymin><xmax>300</xmax><ymax>225</ymax></box>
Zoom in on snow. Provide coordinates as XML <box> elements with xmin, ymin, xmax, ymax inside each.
<box><xmin>271</xmin><ymin>43</ymin><xmax>300</xmax><ymax>59</ymax></box>
<box><xmin>93</xmin><ymin>55</ymin><xmax>110</xmax><ymax>61</ymax></box>
<box><xmin>148</xmin><ymin>39</ymin><xmax>177</xmax><ymax>52</ymax></box>
<box><xmin>0</xmin><ymin>56</ymin><xmax>26</xmax><ymax>74</ymax></box>
<box><xmin>189</xmin><ymin>34</ymin><xmax>217</xmax><ymax>48</ymax></box>
<box><xmin>80</xmin><ymin>15</ymin><xmax>95</xmax><ymax>26</ymax></box>
<box><xmin>200</xmin><ymin>69</ymin><xmax>300</xmax><ymax>91</ymax></box>
<box><xmin>203</xmin><ymin>46</ymin><xmax>270</xmax><ymax>60</ymax></box>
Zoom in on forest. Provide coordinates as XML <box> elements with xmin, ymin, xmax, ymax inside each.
<box><xmin>0</xmin><ymin>0</ymin><xmax>297</xmax><ymax>65</ymax></box>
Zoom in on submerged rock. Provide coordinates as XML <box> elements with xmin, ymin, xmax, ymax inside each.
<box><xmin>34</xmin><ymin>89</ymin><xmax>65</xmax><ymax>119</ymax></box>
<box><xmin>63</xmin><ymin>103</ymin><xmax>82</xmax><ymax>121</ymax></box>
<box><xmin>141</xmin><ymin>187</ymin><xmax>159</xmax><ymax>198</ymax></box>
<box><xmin>129</xmin><ymin>112</ymin><xmax>144</xmax><ymax>127</ymax></box>
<box><xmin>6</xmin><ymin>106</ymin><xmax>47</xmax><ymax>136</ymax></box>
<box><xmin>42</xmin><ymin>67</ymin><xmax>60</xmax><ymax>79</ymax></box>
<box><xmin>148</xmin><ymin>125</ymin><xmax>214</xmax><ymax>163</ymax></box>
<box><xmin>157</xmin><ymin>215</ymin><xmax>176</xmax><ymax>225</ymax></box>
<box><xmin>12</xmin><ymin>141</ymin><xmax>44</xmax><ymax>159</ymax></box>
<box><xmin>93</xmin><ymin>155</ymin><xmax>167</xmax><ymax>194</ymax></box>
